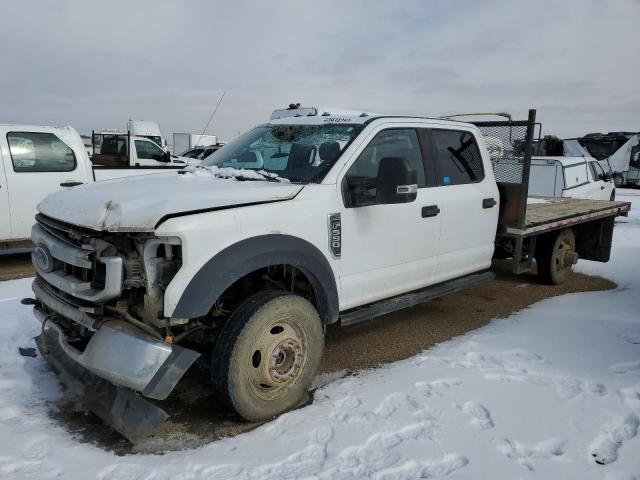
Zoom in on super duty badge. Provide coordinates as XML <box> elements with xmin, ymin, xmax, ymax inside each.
<box><xmin>328</xmin><ymin>213</ymin><xmax>341</xmax><ymax>258</ymax></box>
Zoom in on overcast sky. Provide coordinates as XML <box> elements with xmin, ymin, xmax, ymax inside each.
<box><xmin>1</xmin><ymin>0</ymin><xmax>638</xmax><ymax>142</ymax></box>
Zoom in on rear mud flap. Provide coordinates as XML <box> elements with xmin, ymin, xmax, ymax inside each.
<box><xmin>35</xmin><ymin>329</ymin><xmax>169</xmax><ymax>443</ymax></box>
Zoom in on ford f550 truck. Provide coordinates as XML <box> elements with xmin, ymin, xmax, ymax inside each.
<box><xmin>26</xmin><ymin>109</ymin><xmax>630</xmax><ymax>442</ymax></box>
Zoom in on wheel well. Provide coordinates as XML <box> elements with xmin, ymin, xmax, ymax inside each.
<box><xmin>215</xmin><ymin>264</ymin><xmax>328</xmax><ymax>323</ymax></box>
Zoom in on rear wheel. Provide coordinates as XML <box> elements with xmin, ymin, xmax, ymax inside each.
<box><xmin>535</xmin><ymin>228</ymin><xmax>577</xmax><ymax>285</ymax></box>
<box><xmin>212</xmin><ymin>290</ymin><xmax>324</xmax><ymax>421</ymax></box>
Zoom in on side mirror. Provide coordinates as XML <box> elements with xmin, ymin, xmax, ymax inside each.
<box><xmin>604</xmin><ymin>172</ymin><xmax>612</xmax><ymax>182</ymax></box>
<box><xmin>376</xmin><ymin>157</ymin><xmax>417</xmax><ymax>204</ymax></box>
<box><xmin>158</xmin><ymin>151</ymin><xmax>171</xmax><ymax>163</ymax></box>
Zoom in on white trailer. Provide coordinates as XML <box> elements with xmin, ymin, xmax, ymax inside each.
<box><xmin>172</xmin><ymin>133</ymin><xmax>218</xmax><ymax>156</ymax></box>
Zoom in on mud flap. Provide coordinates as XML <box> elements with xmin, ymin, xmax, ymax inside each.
<box><xmin>35</xmin><ymin>328</ymin><xmax>169</xmax><ymax>443</ymax></box>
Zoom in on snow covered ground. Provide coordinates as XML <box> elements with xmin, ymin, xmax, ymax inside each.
<box><xmin>0</xmin><ymin>190</ymin><xmax>639</xmax><ymax>480</ymax></box>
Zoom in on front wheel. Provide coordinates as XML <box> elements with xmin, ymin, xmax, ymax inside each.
<box><xmin>535</xmin><ymin>228</ymin><xmax>577</xmax><ymax>285</ymax></box>
<box><xmin>212</xmin><ymin>290</ymin><xmax>324</xmax><ymax>421</ymax></box>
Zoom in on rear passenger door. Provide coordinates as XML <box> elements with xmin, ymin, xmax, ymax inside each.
<box><xmin>425</xmin><ymin>128</ymin><xmax>499</xmax><ymax>281</ymax></box>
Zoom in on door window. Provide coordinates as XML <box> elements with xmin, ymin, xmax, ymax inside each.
<box><xmin>430</xmin><ymin>129</ymin><xmax>484</xmax><ymax>185</ymax></box>
<box><xmin>590</xmin><ymin>161</ymin><xmax>606</xmax><ymax>181</ymax></box>
<box><xmin>7</xmin><ymin>132</ymin><xmax>76</xmax><ymax>172</ymax></box>
<box><xmin>345</xmin><ymin>129</ymin><xmax>426</xmax><ymax>206</ymax></box>
<box><xmin>135</xmin><ymin>140</ymin><xmax>166</xmax><ymax>161</ymax></box>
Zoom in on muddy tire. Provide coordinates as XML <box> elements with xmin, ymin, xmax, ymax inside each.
<box><xmin>535</xmin><ymin>228</ymin><xmax>577</xmax><ymax>285</ymax></box>
<box><xmin>212</xmin><ymin>290</ymin><xmax>324</xmax><ymax>421</ymax></box>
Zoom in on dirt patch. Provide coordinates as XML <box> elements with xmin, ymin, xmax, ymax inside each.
<box><xmin>322</xmin><ymin>260</ymin><xmax>615</xmax><ymax>373</ymax></box>
<box><xmin>14</xmin><ymin>259</ymin><xmax>615</xmax><ymax>454</ymax></box>
<box><xmin>0</xmin><ymin>253</ymin><xmax>34</xmax><ymax>281</ymax></box>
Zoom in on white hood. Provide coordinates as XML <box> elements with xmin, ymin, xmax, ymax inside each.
<box><xmin>37</xmin><ymin>171</ymin><xmax>303</xmax><ymax>232</ymax></box>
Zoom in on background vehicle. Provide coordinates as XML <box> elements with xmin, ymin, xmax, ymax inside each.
<box><xmin>27</xmin><ymin>110</ymin><xmax>630</xmax><ymax>442</ymax></box>
<box><xmin>0</xmin><ymin>124</ymin><xmax>188</xmax><ymax>248</ymax></box>
<box><xmin>178</xmin><ymin>144</ymin><xmax>222</xmax><ymax>161</ymax></box>
<box><xmin>565</xmin><ymin>132</ymin><xmax>640</xmax><ymax>187</ymax></box>
<box><xmin>529</xmin><ymin>156</ymin><xmax>615</xmax><ymax>200</ymax></box>
<box><xmin>173</xmin><ymin>133</ymin><xmax>220</xmax><ymax>156</ymax></box>
<box><xmin>91</xmin><ymin>131</ymin><xmax>190</xmax><ymax>168</ymax></box>
<box><xmin>127</xmin><ymin>120</ymin><xmax>164</xmax><ymax>148</ymax></box>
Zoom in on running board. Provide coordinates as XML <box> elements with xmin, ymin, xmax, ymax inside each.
<box><xmin>339</xmin><ymin>271</ymin><xmax>495</xmax><ymax>327</ymax></box>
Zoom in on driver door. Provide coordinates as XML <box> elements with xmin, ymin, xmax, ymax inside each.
<box><xmin>133</xmin><ymin>139</ymin><xmax>171</xmax><ymax>166</ymax></box>
<box><xmin>339</xmin><ymin>126</ymin><xmax>442</xmax><ymax>310</ymax></box>
<box><xmin>0</xmin><ymin>130</ymin><xmax>86</xmax><ymax>241</ymax></box>
<box><xmin>589</xmin><ymin>161</ymin><xmax>613</xmax><ymax>199</ymax></box>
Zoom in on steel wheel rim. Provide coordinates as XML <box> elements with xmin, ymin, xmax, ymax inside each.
<box><xmin>246</xmin><ymin>316</ymin><xmax>309</xmax><ymax>401</ymax></box>
<box><xmin>552</xmin><ymin>237</ymin><xmax>573</xmax><ymax>278</ymax></box>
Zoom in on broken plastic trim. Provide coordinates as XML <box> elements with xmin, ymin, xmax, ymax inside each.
<box><xmin>35</xmin><ymin>328</ymin><xmax>169</xmax><ymax>443</ymax></box>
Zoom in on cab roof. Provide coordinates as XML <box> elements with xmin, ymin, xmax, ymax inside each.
<box><xmin>267</xmin><ymin>112</ymin><xmax>472</xmax><ymax>128</ymax></box>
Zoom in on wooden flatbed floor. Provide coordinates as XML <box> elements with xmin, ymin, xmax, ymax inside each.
<box><xmin>505</xmin><ymin>197</ymin><xmax>631</xmax><ymax>236</ymax></box>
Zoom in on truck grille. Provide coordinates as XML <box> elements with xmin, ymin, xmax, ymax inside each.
<box><xmin>35</xmin><ymin>213</ymin><xmax>99</xmax><ymax>248</ymax></box>
<box><xmin>32</xmin><ymin>216</ymin><xmax>123</xmax><ymax>315</ymax></box>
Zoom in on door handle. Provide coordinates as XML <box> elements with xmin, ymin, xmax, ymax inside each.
<box><xmin>60</xmin><ymin>181</ymin><xmax>83</xmax><ymax>187</ymax></box>
<box><xmin>422</xmin><ymin>205</ymin><xmax>440</xmax><ymax>218</ymax></box>
<box><xmin>600</xmin><ymin>186</ymin><xmax>605</xmax><ymax>190</ymax></box>
<box><xmin>482</xmin><ymin>197</ymin><xmax>497</xmax><ymax>208</ymax></box>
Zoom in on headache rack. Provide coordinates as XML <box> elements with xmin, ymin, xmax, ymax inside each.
<box><xmin>469</xmin><ymin>109</ymin><xmax>540</xmax><ymax>232</ymax></box>
<box><xmin>461</xmin><ymin>109</ymin><xmax>630</xmax><ymax>274</ymax></box>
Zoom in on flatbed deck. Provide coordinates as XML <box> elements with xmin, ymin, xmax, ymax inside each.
<box><xmin>504</xmin><ymin>197</ymin><xmax>631</xmax><ymax>237</ymax></box>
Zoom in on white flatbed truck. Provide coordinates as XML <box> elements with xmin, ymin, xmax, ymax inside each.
<box><xmin>24</xmin><ymin>109</ymin><xmax>629</xmax><ymax>442</ymax></box>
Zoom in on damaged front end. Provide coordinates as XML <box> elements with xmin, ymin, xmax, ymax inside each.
<box><xmin>30</xmin><ymin>214</ymin><xmax>202</xmax><ymax>443</ymax></box>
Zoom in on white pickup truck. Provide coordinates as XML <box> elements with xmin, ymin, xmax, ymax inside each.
<box><xmin>0</xmin><ymin>124</ymin><xmax>191</xmax><ymax>248</ymax></box>
<box><xmin>529</xmin><ymin>156</ymin><xmax>616</xmax><ymax>201</ymax></box>
<box><xmin>25</xmin><ymin>110</ymin><xmax>630</xmax><ymax>442</ymax></box>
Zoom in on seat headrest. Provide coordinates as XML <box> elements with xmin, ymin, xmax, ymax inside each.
<box><xmin>287</xmin><ymin>143</ymin><xmax>313</xmax><ymax>169</ymax></box>
<box><xmin>319</xmin><ymin>141</ymin><xmax>341</xmax><ymax>163</ymax></box>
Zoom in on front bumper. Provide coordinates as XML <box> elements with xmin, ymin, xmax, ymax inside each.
<box><xmin>33</xmin><ymin>300</ymin><xmax>200</xmax><ymax>442</ymax></box>
<box><xmin>33</xmin><ymin>308</ymin><xmax>200</xmax><ymax>400</ymax></box>
<box><xmin>35</xmin><ymin>327</ymin><xmax>169</xmax><ymax>443</ymax></box>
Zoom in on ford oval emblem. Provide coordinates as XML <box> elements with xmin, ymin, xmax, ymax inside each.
<box><xmin>34</xmin><ymin>244</ymin><xmax>54</xmax><ymax>273</ymax></box>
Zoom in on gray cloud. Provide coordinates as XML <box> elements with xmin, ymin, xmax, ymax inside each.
<box><xmin>0</xmin><ymin>0</ymin><xmax>638</xmax><ymax>141</ymax></box>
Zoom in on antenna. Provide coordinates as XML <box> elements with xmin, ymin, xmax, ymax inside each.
<box><xmin>195</xmin><ymin>91</ymin><xmax>226</xmax><ymax>147</ymax></box>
